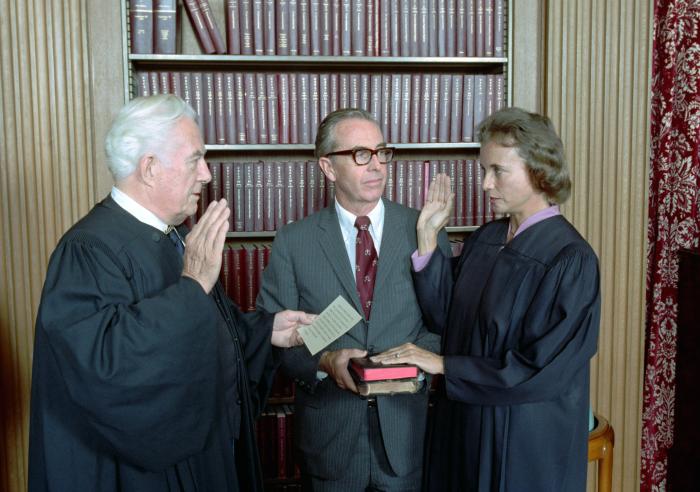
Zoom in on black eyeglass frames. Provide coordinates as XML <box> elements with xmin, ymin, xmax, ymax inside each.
<box><xmin>323</xmin><ymin>146</ymin><xmax>396</xmax><ymax>166</ymax></box>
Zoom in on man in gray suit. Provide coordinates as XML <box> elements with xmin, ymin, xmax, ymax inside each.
<box><xmin>257</xmin><ymin>108</ymin><xmax>450</xmax><ymax>491</ymax></box>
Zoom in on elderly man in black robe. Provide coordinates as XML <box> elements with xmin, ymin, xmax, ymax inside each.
<box><xmin>28</xmin><ymin>94</ymin><xmax>313</xmax><ymax>491</ymax></box>
<box><xmin>373</xmin><ymin>107</ymin><xmax>600</xmax><ymax>491</ymax></box>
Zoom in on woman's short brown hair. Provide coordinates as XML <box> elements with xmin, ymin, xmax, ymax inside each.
<box><xmin>477</xmin><ymin>107</ymin><xmax>571</xmax><ymax>204</ymax></box>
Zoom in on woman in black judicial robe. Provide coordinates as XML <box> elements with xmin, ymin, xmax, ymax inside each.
<box><xmin>372</xmin><ymin>107</ymin><xmax>600</xmax><ymax>492</ymax></box>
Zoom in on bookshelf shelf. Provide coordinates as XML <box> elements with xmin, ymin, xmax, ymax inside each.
<box><xmin>205</xmin><ymin>142</ymin><xmax>481</xmax><ymax>152</ymax></box>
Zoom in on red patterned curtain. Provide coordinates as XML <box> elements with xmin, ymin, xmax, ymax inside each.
<box><xmin>642</xmin><ymin>1</ymin><xmax>700</xmax><ymax>490</ymax></box>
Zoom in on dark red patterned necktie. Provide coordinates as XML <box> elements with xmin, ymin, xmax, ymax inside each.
<box><xmin>354</xmin><ymin>216</ymin><xmax>378</xmax><ymax>320</ymax></box>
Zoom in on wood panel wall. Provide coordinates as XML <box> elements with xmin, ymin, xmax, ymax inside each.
<box><xmin>0</xmin><ymin>1</ymin><xmax>121</xmax><ymax>490</ymax></box>
<box><xmin>545</xmin><ymin>1</ymin><xmax>652</xmax><ymax>491</ymax></box>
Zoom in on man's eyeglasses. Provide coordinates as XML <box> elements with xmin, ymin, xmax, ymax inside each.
<box><xmin>324</xmin><ymin>147</ymin><xmax>396</xmax><ymax>166</ymax></box>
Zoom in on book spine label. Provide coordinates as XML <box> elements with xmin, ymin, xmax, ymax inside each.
<box><xmin>244</xmin><ymin>162</ymin><xmax>255</xmax><ymax>231</ymax></box>
<box><xmin>341</xmin><ymin>0</ymin><xmax>352</xmax><ymax>55</ymax></box>
<box><xmin>289</xmin><ymin>0</ymin><xmax>299</xmax><ymax>55</ymax></box>
<box><xmin>400</xmin><ymin>74</ymin><xmax>411</xmax><ymax>143</ymax></box>
<box><xmin>253</xmin><ymin>0</ymin><xmax>265</xmax><ymax>55</ymax></box>
<box><xmin>276</xmin><ymin>0</ymin><xmax>290</xmax><ymax>55</ymax></box>
<box><xmin>130</xmin><ymin>1</ymin><xmax>154</xmax><ymax>54</ymax></box>
<box><xmin>234</xmin><ymin>73</ymin><xmax>247</xmax><ymax>143</ymax></box>
<box><xmin>321</xmin><ymin>0</ymin><xmax>332</xmax><ymax>55</ymax></box>
<box><xmin>267</xmin><ymin>74</ymin><xmax>279</xmax><ymax>144</ymax></box>
<box><xmin>263</xmin><ymin>162</ymin><xmax>275</xmax><ymax>230</ymax></box>
<box><xmin>264</xmin><ymin>0</ymin><xmax>277</xmax><ymax>55</ymax></box>
<box><xmin>254</xmin><ymin>161</ymin><xmax>264</xmax><ymax>231</ymax></box>
<box><xmin>278</xmin><ymin>74</ymin><xmax>290</xmax><ymax>144</ymax></box>
<box><xmin>226</xmin><ymin>0</ymin><xmax>242</xmax><ymax>54</ymax></box>
<box><xmin>214</xmin><ymin>72</ymin><xmax>226</xmax><ymax>144</ymax></box>
<box><xmin>298</xmin><ymin>0</ymin><xmax>311</xmax><ymax>55</ymax></box>
<box><xmin>256</xmin><ymin>73</ymin><xmax>269</xmax><ymax>143</ymax></box>
<box><xmin>154</xmin><ymin>0</ymin><xmax>176</xmax><ymax>54</ymax></box>
<box><xmin>240</xmin><ymin>0</ymin><xmax>254</xmax><ymax>54</ymax></box>
<box><xmin>234</xmin><ymin>163</ymin><xmax>245</xmax><ymax>230</ymax></box>
<box><xmin>310</xmin><ymin>0</ymin><xmax>322</xmax><ymax>55</ymax></box>
<box><xmin>244</xmin><ymin>73</ymin><xmax>258</xmax><ymax>144</ymax></box>
<box><xmin>224</xmin><ymin>73</ymin><xmax>236</xmax><ymax>144</ymax></box>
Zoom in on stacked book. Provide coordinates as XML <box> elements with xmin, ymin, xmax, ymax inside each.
<box><xmin>350</xmin><ymin>357</ymin><xmax>423</xmax><ymax>397</ymax></box>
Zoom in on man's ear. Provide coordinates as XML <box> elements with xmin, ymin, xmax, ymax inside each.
<box><xmin>318</xmin><ymin>157</ymin><xmax>336</xmax><ymax>182</ymax></box>
<box><xmin>137</xmin><ymin>154</ymin><xmax>157</xmax><ymax>186</ymax></box>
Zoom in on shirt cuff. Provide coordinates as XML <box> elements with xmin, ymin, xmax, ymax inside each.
<box><xmin>411</xmin><ymin>249</ymin><xmax>434</xmax><ymax>272</ymax></box>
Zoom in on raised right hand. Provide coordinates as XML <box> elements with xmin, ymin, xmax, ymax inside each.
<box><xmin>417</xmin><ymin>173</ymin><xmax>454</xmax><ymax>255</ymax></box>
<box><xmin>181</xmin><ymin>199</ymin><xmax>230</xmax><ymax>293</ymax></box>
<box><xmin>319</xmin><ymin>348</ymin><xmax>368</xmax><ymax>394</ymax></box>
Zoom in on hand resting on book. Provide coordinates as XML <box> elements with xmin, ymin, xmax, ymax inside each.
<box><xmin>319</xmin><ymin>348</ymin><xmax>368</xmax><ymax>393</ymax></box>
<box><xmin>370</xmin><ymin>343</ymin><xmax>445</xmax><ymax>375</ymax></box>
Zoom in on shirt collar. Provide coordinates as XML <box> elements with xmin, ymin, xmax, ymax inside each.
<box><xmin>513</xmin><ymin>205</ymin><xmax>561</xmax><ymax>238</ymax></box>
<box><xmin>335</xmin><ymin>199</ymin><xmax>385</xmax><ymax>239</ymax></box>
<box><xmin>111</xmin><ymin>186</ymin><xmax>169</xmax><ymax>233</ymax></box>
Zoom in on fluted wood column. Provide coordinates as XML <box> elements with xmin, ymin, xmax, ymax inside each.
<box><xmin>0</xmin><ymin>1</ymin><xmax>121</xmax><ymax>490</ymax></box>
<box><xmin>544</xmin><ymin>1</ymin><xmax>652</xmax><ymax>490</ymax></box>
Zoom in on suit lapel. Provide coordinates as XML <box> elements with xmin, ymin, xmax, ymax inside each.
<box><xmin>374</xmin><ymin>200</ymin><xmax>404</xmax><ymax>293</ymax></box>
<box><xmin>317</xmin><ymin>206</ymin><xmax>365</xmax><ymax>316</ymax></box>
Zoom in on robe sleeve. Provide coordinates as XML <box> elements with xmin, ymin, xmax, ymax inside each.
<box><xmin>443</xmin><ymin>245</ymin><xmax>601</xmax><ymax>405</ymax></box>
<box><xmin>37</xmin><ymin>236</ymin><xmax>221</xmax><ymax>471</ymax></box>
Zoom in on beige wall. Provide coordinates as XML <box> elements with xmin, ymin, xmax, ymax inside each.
<box><xmin>0</xmin><ymin>1</ymin><xmax>651</xmax><ymax>490</ymax></box>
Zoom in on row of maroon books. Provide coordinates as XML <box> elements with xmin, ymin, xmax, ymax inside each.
<box><xmin>220</xmin><ymin>243</ymin><xmax>269</xmax><ymax>312</ymax></box>
<box><xmin>195</xmin><ymin>159</ymin><xmax>497</xmax><ymax>234</ymax></box>
<box><xmin>135</xmin><ymin>70</ymin><xmax>505</xmax><ymax>145</ymax></box>
<box><xmin>130</xmin><ymin>0</ymin><xmax>506</xmax><ymax>58</ymax></box>
<box><xmin>257</xmin><ymin>404</ymin><xmax>300</xmax><ymax>481</ymax></box>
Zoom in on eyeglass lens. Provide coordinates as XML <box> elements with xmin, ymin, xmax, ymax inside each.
<box><xmin>355</xmin><ymin>148</ymin><xmax>393</xmax><ymax>164</ymax></box>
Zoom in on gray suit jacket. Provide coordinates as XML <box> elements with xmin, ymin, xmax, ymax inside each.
<box><xmin>257</xmin><ymin>199</ymin><xmax>451</xmax><ymax>479</ymax></box>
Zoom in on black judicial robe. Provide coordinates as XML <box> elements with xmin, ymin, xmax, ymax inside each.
<box><xmin>29</xmin><ymin>196</ymin><xmax>276</xmax><ymax>491</ymax></box>
<box><xmin>413</xmin><ymin>216</ymin><xmax>600</xmax><ymax>492</ymax></box>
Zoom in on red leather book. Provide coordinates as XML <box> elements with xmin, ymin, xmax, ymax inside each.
<box><xmin>222</xmin><ymin>162</ymin><xmax>235</xmax><ymax>231</ymax></box>
<box><xmin>473</xmin><ymin>158</ymin><xmax>484</xmax><ymax>224</ymax></box>
<box><xmin>154</xmin><ymin>0</ymin><xmax>177</xmax><ymax>54</ymax></box>
<box><xmin>383</xmin><ymin>161</ymin><xmax>395</xmax><ymax>202</ymax></box>
<box><xmin>450</xmin><ymin>74</ymin><xmax>463</xmax><ymax>141</ymax></box>
<box><xmin>284</xmin><ymin>162</ymin><xmax>297</xmax><ymax>224</ymax></box>
<box><xmin>208</xmin><ymin>160</ymin><xmax>222</xmax><ymax>201</ymax></box>
<box><xmin>462</xmin><ymin>74</ymin><xmax>474</xmax><ymax>141</ymax></box>
<box><xmin>276</xmin><ymin>407</ymin><xmax>287</xmax><ymax>478</ymax></box>
<box><xmin>306</xmin><ymin>160</ymin><xmax>318</xmax><ymax>215</ymax></box>
<box><xmin>233</xmin><ymin>163</ymin><xmax>245</xmax><ymax>231</ymax></box>
<box><xmin>252</xmin><ymin>0</ymin><xmax>265</xmax><ymax>55</ymax></box>
<box><xmin>135</xmin><ymin>72</ymin><xmax>150</xmax><ymax>97</ymax></box>
<box><xmin>338</xmin><ymin>73</ymin><xmax>350</xmax><ymax>110</ymax></box>
<box><xmin>329</xmin><ymin>73</ymin><xmax>339</xmax><ymax>113</ymax></box>
<box><xmin>316</xmin><ymin>160</ymin><xmax>327</xmax><ymax>209</ymax></box>
<box><xmin>410</xmin><ymin>73</ymin><xmax>421</xmax><ymax>143</ymax></box>
<box><xmin>226</xmin><ymin>0</ymin><xmax>241</xmax><ymax>54</ymax></box>
<box><xmin>341</xmin><ymin>0</ymin><xmax>352</xmax><ymax>55</ymax></box>
<box><xmin>419</xmin><ymin>73</ymin><xmax>431</xmax><ymax>142</ymax></box>
<box><xmin>273</xmin><ymin>162</ymin><xmax>286</xmax><ymax>229</ymax></box>
<box><xmin>264</xmin><ymin>0</ymin><xmax>277</xmax><ymax>55</ymax></box>
<box><xmin>197</xmin><ymin>0</ymin><xmax>226</xmax><ymax>53</ymax></box>
<box><xmin>266</xmin><ymin>74</ymin><xmax>279</xmax><ymax>144</ymax></box>
<box><xmin>234</xmin><ymin>73</ymin><xmax>246</xmax><ymax>143</ymax></box>
<box><xmin>289</xmin><ymin>74</ymin><xmax>299</xmax><ymax>143</ymax></box>
<box><xmin>192</xmin><ymin>73</ymin><xmax>205</xmax><ymax>134</ymax></box>
<box><xmin>130</xmin><ymin>1</ymin><xmax>154</xmax><ymax>54</ymax></box>
<box><xmin>370</xmin><ymin>73</ymin><xmax>382</xmax><ymax>123</ymax></box>
<box><xmin>276</xmin><ymin>0</ymin><xmax>290</xmax><ymax>55</ymax></box>
<box><xmin>389</xmin><ymin>73</ymin><xmax>401</xmax><ymax>143</ymax></box>
<box><xmin>278</xmin><ymin>73</ymin><xmax>290</xmax><ymax>144</ymax></box>
<box><xmin>159</xmin><ymin>72</ymin><xmax>171</xmax><ymax>94</ymax></box>
<box><xmin>400</xmin><ymin>74</ymin><xmax>411</xmax><ymax>143</ymax></box>
<box><xmin>310</xmin><ymin>0</ymin><xmax>321</xmax><ymax>55</ymax></box>
<box><xmin>214</xmin><ymin>72</ymin><xmax>226</xmax><ymax>144</ymax></box>
<box><xmin>319</xmin><ymin>73</ymin><xmax>331</xmax><ymax>123</ymax></box>
<box><xmin>464</xmin><ymin>159</ymin><xmax>475</xmax><ymax>225</ymax></box>
<box><xmin>429</xmin><ymin>73</ymin><xmax>440</xmax><ymax>142</ymax></box>
<box><xmin>309</xmin><ymin>74</ymin><xmax>320</xmax><ymax>140</ymax></box>
<box><xmin>438</xmin><ymin>73</ymin><xmax>452</xmax><ymax>142</ymax></box>
<box><xmin>360</xmin><ymin>73</ymin><xmax>370</xmax><ymax>112</ymax></box>
<box><xmin>447</xmin><ymin>160</ymin><xmax>457</xmax><ymax>225</ymax></box>
<box><xmin>351</xmin><ymin>0</ymin><xmax>365</xmax><ymax>55</ymax></box>
<box><xmin>473</xmin><ymin>74</ymin><xmax>486</xmax><ymax>128</ymax></box>
<box><xmin>365</xmin><ymin>0</ymin><xmax>375</xmax><ymax>56</ymax></box>
<box><xmin>466</xmin><ymin>0</ymin><xmax>476</xmax><ymax>56</ymax></box>
<box><xmin>296</xmin><ymin>161</ymin><xmax>307</xmax><ymax>219</ymax></box>
<box><xmin>170</xmin><ymin>72</ymin><xmax>182</xmax><ymax>98</ymax></box>
<box><xmin>414</xmin><ymin>160</ymin><xmax>425</xmax><ymax>210</ymax></box>
<box><xmin>243</xmin><ymin>162</ymin><xmax>255</xmax><ymax>231</ymax></box>
<box><xmin>244</xmin><ymin>73</ymin><xmax>258</xmax><ymax>144</ymax></box>
<box><xmin>256</xmin><ymin>73</ymin><xmax>268</xmax><ymax>144</ymax></box>
<box><xmin>263</xmin><ymin>162</ymin><xmax>275</xmax><ymax>231</ymax></box>
<box><xmin>456</xmin><ymin>0</ymin><xmax>467</xmax><ymax>56</ymax></box>
<box><xmin>494</xmin><ymin>0</ymin><xmax>504</xmax><ymax>57</ymax></box>
<box><xmin>331</xmin><ymin>0</ymin><xmax>341</xmax><ymax>56</ymax></box>
<box><xmin>320</xmin><ymin>0</ymin><xmax>331</xmax><ymax>55</ymax></box>
<box><xmin>182</xmin><ymin>0</ymin><xmax>216</xmax><ymax>53</ymax></box>
<box><xmin>239</xmin><ymin>0</ymin><xmax>254</xmax><ymax>54</ymax></box>
<box><xmin>454</xmin><ymin>159</ymin><xmax>465</xmax><ymax>225</ymax></box>
<box><xmin>253</xmin><ymin>161</ymin><xmax>264</xmax><ymax>231</ymax></box>
<box><xmin>288</xmin><ymin>0</ymin><xmax>299</xmax><ymax>55</ymax></box>
<box><xmin>181</xmin><ymin>72</ymin><xmax>193</xmax><ymax>111</ymax></box>
<box><xmin>394</xmin><ymin>160</ymin><xmax>406</xmax><ymax>206</ymax></box>
<box><xmin>231</xmin><ymin>246</ymin><xmax>245</xmax><ymax>307</ymax></box>
<box><xmin>203</xmin><ymin>72</ymin><xmax>216</xmax><ymax>144</ymax></box>
<box><xmin>350</xmin><ymin>357</ymin><xmax>419</xmax><ymax>381</ymax></box>
<box><xmin>475</xmin><ymin>0</ymin><xmax>484</xmax><ymax>56</ymax></box>
<box><xmin>483</xmin><ymin>0</ymin><xmax>493</xmax><ymax>56</ymax></box>
<box><xmin>405</xmin><ymin>160</ymin><xmax>416</xmax><ymax>209</ymax></box>
<box><xmin>349</xmin><ymin>73</ymin><xmax>360</xmax><ymax>109</ymax></box>
<box><xmin>220</xmin><ymin>245</ymin><xmax>233</xmax><ymax>297</ymax></box>
<box><xmin>255</xmin><ymin>243</ymin><xmax>266</xmax><ymax>302</ymax></box>
<box><xmin>298</xmin><ymin>73</ymin><xmax>310</xmax><ymax>144</ymax></box>
<box><xmin>224</xmin><ymin>73</ymin><xmax>236</xmax><ymax>144</ymax></box>
<box><xmin>298</xmin><ymin>0</ymin><xmax>311</xmax><ymax>55</ymax></box>
<box><xmin>244</xmin><ymin>244</ymin><xmax>257</xmax><ymax>311</ymax></box>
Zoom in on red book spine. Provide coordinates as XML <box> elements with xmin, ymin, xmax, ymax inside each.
<box><xmin>418</xmin><ymin>0</ymin><xmax>428</xmax><ymax>57</ymax></box>
<box><xmin>255</xmin><ymin>244</ymin><xmax>265</xmax><ymax>304</ymax></box>
<box><xmin>351</xmin><ymin>0</ymin><xmax>365</xmax><ymax>55</ymax></box>
<box><xmin>455</xmin><ymin>159</ymin><xmax>465</xmax><ymax>225</ymax></box>
<box><xmin>414</xmin><ymin>160</ymin><xmax>425</xmax><ymax>209</ymax></box>
<box><xmin>380</xmin><ymin>74</ymin><xmax>391</xmax><ymax>140</ymax></box>
<box><xmin>276</xmin><ymin>408</ymin><xmax>287</xmax><ymax>478</ymax></box>
<box><xmin>222</xmin><ymin>162</ymin><xmax>235</xmax><ymax>231</ymax></box>
<box><xmin>254</xmin><ymin>161</ymin><xmax>264</xmax><ymax>231</ymax></box>
<box><xmin>298</xmin><ymin>0</ymin><xmax>311</xmax><ymax>55</ymax></box>
<box><xmin>419</xmin><ymin>73</ymin><xmax>431</xmax><ymax>142</ymax></box>
<box><xmin>456</xmin><ymin>0</ymin><xmax>467</xmax><ymax>56</ymax></box>
<box><xmin>149</xmin><ymin>72</ymin><xmax>160</xmax><ymax>94</ymax></box>
<box><xmin>494</xmin><ymin>0</ymin><xmax>504</xmax><ymax>57</ymax></box>
<box><xmin>429</xmin><ymin>73</ymin><xmax>440</xmax><ymax>142</ymax></box>
<box><xmin>296</xmin><ymin>162</ymin><xmax>307</xmax><ymax>219</ymax></box>
<box><xmin>159</xmin><ymin>72</ymin><xmax>171</xmax><ymax>94</ymax></box>
<box><xmin>383</xmin><ymin>161</ymin><xmax>395</xmax><ymax>201</ymax></box>
<box><xmin>389</xmin><ymin>74</ymin><xmax>401</xmax><ymax>143</ymax></box>
<box><xmin>234</xmin><ymin>73</ymin><xmax>247</xmax><ymax>143</ymax></box>
<box><xmin>317</xmin><ymin>160</ymin><xmax>327</xmax><ymax>209</ymax></box>
<box><xmin>319</xmin><ymin>73</ymin><xmax>331</xmax><ymax>123</ymax></box>
<box><xmin>464</xmin><ymin>159</ymin><xmax>475</xmax><ymax>226</ymax></box>
<box><xmin>450</xmin><ymin>74</ymin><xmax>463</xmax><ymax>141</ymax></box>
<box><xmin>483</xmin><ymin>0</ymin><xmax>493</xmax><ymax>57</ymax></box>
<box><xmin>221</xmin><ymin>245</ymin><xmax>233</xmax><ymax>297</ymax></box>
<box><xmin>320</xmin><ymin>0</ymin><xmax>332</xmax><ymax>55</ymax></box>
<box><xmin>350</xmin><ymin>359</ymin><xmax>419</xmax><ymax>381</ymax></box>
<box><xmin>395</xmin><ymin>160</ymin><xmax>406</xmax><ymax>205</ymax></box>
<box><xmin>310</xmin><ymin>0</ymin><xmax>321</xmax><ymax>55</ymax></box>
<box><xmin>135</xmin><ymin>72</ymin><xmax>150</xmax><ymax>97</ymax></box>
<box><xmin>446</xmin><ymin>0</ymin><xmax>456</xmax><ymax>56</ymax></box>
<box><xmin>370</xmin><ymin>74</ymin><xmax>382</xmax><ymax>124</ymax></box>
<box><xmin>278</xmin><ymin>74</ymin><xmax>290</xmax><ymax>144</ymax></box>
<box><xmin>274</xmin><ymin>162</ymin><xmax>286</xmax><ymax>229</ymax></box>
<box><xmin>276</xmin><ymin>0</ymin><xmax>290</xmax><ymax>55</ymax></box>
<box><xmin>252</xmin><ymin>0</ymin><xmax>265</xmax><ymax>55</ymax></box>
<box><xmin>379</xmin><ymin>1</ymin><xmax>391</xmax><ymax>56</ymax></box>
<box><xmin>183</xmin><ymin>0</ymin><xmax>216</xmax><ymax>53</ymax></box>
<box><xmin>360</xmin><ymin>73</ymin><xmax>370</xmax><ymax>112</ymax></box>
<box><xmin>197</xmin><ymin>0</ymin><xmax>226</xmax><ymax>53</ymax></box>
<box><xmin>473</xmin><ymin>74</ymin><xmax>486</xmax><ymax>128</ymax></box>
<box><xmin>309</xmin><ymin>74</ymin><xmax>320</xmax><ymax>141</ymax></box>
<box><xmin>243</xmin><ymin>162</ymin><xmax>255</xmax><ymax>231</ymax></box>
<box><xmin>447</xmin><ymin>159</ymin><xmax>457</xmax><ymax>225</ymax></box>
<box><xmin>400</xmin><ymin>74</ymin><xmax>411</xmax><ymax>143</ymax></box>
<box><xmin>231</xmin><ymin>246</ymin><xmax>245</xmax><ymax>307</ymax></box>
<box><xmin>239</xmin><ymin>0</ymin><xmax>254</xmax><ymax>54</ymax></box>
<box><xmin>266</xmin><ymin>74</ymin><xmax>279</xmax><ymax>144</ymax></box>
<box><xmin>438</xmin><ymin>74</ymin><xmax>451</xmax><ymax>142</ymax></box>
<box><xmin>233</xmin><ymin>163</ymin><xmax>245</xmax><ymax>231</ymax></box>
<box><xmin>289</xmin><ymin>0</ymin><xmax>299</xmax><ymax>55</ymax></box>
<box><xmin>349</xmin><ymin>73</ymin><xmax>360</xmax><ymax>110</ymax></box>
<box><xmin>203</xmin><ymin>72</ymin><xmax>216</xmax><ymax>144</ymax></box>
<box><xmin>365</xmin><ymin>0</ymin><xmax>375</xmax><ymax>56</ymax></box>
<box><xmin>263</xmin><ymin>162</ymin><xmax>275</xmax><ymax>231</ymax></box>
<box><xmin>191</xmin><ymin>72</ymin><xmax>205</xmax><ymax>130</ymax></box>
<box><xmin>341</xmin><ymin>0</ymin><xmax>352</xmax><ymax>55</ymax></box>
<box><xmin>289</xmin><ymin>74</ymin><xmax>299</xmax><ymax>143</ymax></box>
<box><xmin>256</xmin><ymin>73</ymin><xmax>269</xmax><ymax>144</ymax></box>
<box><xmin>306</xmin><ymin>160</ymin><xmax>318</xmax><ymax>215</ymax></box>
<box><xmin>329</xmin><ymin>73</ymin><xmax>339</xmax><ymax>113</ymax></box>
<box><xmin>338</xmin><ymin>73</ymin><xmax>349</xmax><ymax>110</ymax></box>
<box><xmin>331</xmin><ymin>0</ymin><xmax>341</xmax><ymax>55</ymax></box>
<box><xmin>226</xmin><ymin>0</ymin><xmax>242</xmax><ymax>54</ymax></box>
<box><xmin>154</xmin><ymin>0</ymin><xmax>177</xmax><ymax>54</ymax></box>
<box><xmin>399</xmin><ymin>0</ymin><xmax>410</xmax><ymax>56</ymax></box>
<box><xmin>473</xmin><ymin>158</ymin><xmax>484</xmax><ymax>224</ymax></box>
<box><xmin>298</xmin><ymin>73</ymin><xmax>311</xmax><ymax>144</ymax></box>
<box><xmin>406</xmin><ymin>160</ymin><xmax>416</xmax><ymax>209</ymax></box>
<box><xmin>475</xmin><ymin>0</ymin><xmax>484</xmax><ymax>56</ymax></box>
<box><xmin>130</xmin><ymin>1</ymin><xmax>154</xmax><ymax>54</ymax></box>
<box><xmin>208</xmin><ymin>161</ymin><xmax>222</xmax><ymax>202</ymax></box>
<box><xmin>245</xmin><ymin>245</ymin><xmax>257</xmax><ymax>311</ymax></box>
<box><xmin>182</xmin><ymin>72</ymin><xmax>193</xmax><ymax>111</ymax></box>
<box><xmin>224</xmin><ymin>73</ymin><xmax>236</xmax><ymax>144</ymax></box>
<box><xmin>214</xmin><ymin>72</ymin><xmax>226</xmax><ymax>144</ymax></box>
<box><xmin>244</xmin><ymin>73</ymin><xmax>258</xmax><ymax>144</ymax></box>
<box><xmin>462</xmin><ymin>74</ymin><xmax>474</xmax><ymax>141</ymax></box>
<box><xmin>264</xmin><ymin>0</ymin><xmax>277</xmax><ymax>55</ymax></box>
<box><xmin>285</xmin><ymin>162</ymin><xmax>297</xmax><ymax>224</ymax></box>
<box><xmin>410</xmin><ymin>73</ymin><xmax>421</xmax><ymax>143</ymax></box>
<box><xmin>170</xmin><ymin>72</ymin><xmax>182</xmax><ymax>99</ymax></box>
